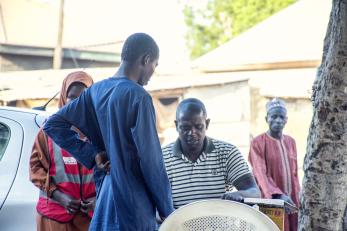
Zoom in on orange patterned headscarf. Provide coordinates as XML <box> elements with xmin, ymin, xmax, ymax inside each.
<box><xmin>58</xmin><ymin>71</ymin><xmax>93</xmax><ymax>108</ymax></box>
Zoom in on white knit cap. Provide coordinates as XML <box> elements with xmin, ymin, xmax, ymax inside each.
<box><xmin>266</xmin><ymin>98</ymin><xmax>286</xmax><ymax>112</ymax></box>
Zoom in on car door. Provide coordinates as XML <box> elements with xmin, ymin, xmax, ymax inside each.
<box><xmin>0</xmin><ymin>116</ymin><xmax>24</xmax><ymax>209</ymax></box>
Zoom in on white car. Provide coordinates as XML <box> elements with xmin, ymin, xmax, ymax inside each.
<box><xmin>0</xmin><ymin>106</ymin><xmax>48</xmax><ymax>231</ymax></box>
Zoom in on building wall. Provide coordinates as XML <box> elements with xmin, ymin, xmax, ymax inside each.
<box><xmin>6</xmin><ymin>98</ymin><xmax>59</xmax><ymax>112</ymax></box>
<box><xmin>0</xmin><ymin>54</ymin><xmax>51</xmax><ymax>71</ymax></box>
<box><xmin>159</xmin><ymin>81</ymin><xmax>251</xmax><ymax>156</ymax></box>
<box><xmin>4</xmin><ymin>75</ymin><xmax>313</xmax><ymax>182</ymax></box>
<box><xmin>0</xmin><ymin>54</ymin><xmax>117</xmax><ymax>72</ymax></box>
<box><xmin>8</xmin><ymin>80</ymin><xmax>252</xmax><ymax>156</ymax></box>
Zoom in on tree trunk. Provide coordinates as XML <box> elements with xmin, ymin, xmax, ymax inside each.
<box><xmin>299</xmin><ymin>0</ymin><xmax>347</xmax><ymax>230</ymax></box>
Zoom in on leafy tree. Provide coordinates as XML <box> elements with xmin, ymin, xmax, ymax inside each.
<box><xmin>183</xmin><ymin>0</ymin><xmax>297</xmax><ymax>59</ymax></box>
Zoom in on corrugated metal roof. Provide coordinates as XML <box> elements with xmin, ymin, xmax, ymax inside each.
<box><xmin>0</xmin><ymin>43</ymin><xmax>121</xmax><ymax>62</ymax></box>
<box><xmin>0</xmin><ymin>68</ymin><xmax>249</xmax><ymax>101</ymax></box>
<box><xmin>0</xmin><ymin>67</ymin><xmax>316</xmax><ymax>101</ymax></box>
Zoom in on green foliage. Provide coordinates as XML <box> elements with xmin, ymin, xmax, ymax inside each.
<box><xmin>183</xmin><ymin>0</ymin><xmax>297</xmax><ymax>59</ymax></box>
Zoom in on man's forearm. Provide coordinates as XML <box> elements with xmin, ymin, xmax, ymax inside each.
<box><xmin>233</xmin><ymin>173</ymin><xmax>261</xmax><ymax>199</ymax></box>
<box><xmin>44</xmin><ymin>114</ymin><xmax>98</xmax><ymax>169</ymax></box>
<box><xmin>238</xmin><ymin>187</ymin><xmax>261</xmax><ymax>198</ymax></box>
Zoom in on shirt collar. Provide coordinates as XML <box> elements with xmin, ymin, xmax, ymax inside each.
<box><xmin>173</xmin><ymin>136</ymin><xmax>215</xmax><ymax>158</ymax></box>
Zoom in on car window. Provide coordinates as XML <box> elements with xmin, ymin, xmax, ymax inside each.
<box><xmin>0</xmin><ymin>123</ymin><xmax>10</xmax><ymax>161</ymax></box>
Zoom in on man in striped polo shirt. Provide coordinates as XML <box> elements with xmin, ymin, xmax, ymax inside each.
<box><xmin>162</xmin><ymin>98</ymin><xmax>260</xmax><ymax>208</ymax></box>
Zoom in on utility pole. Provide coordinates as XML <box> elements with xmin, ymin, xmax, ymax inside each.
<box><xmin>53</xmin><ymin>0</ymin><xmax>64</xmax><ymax>69</ymax></box>
<box><xmin>0</xmin><ymin>4</ymin><xmax>8</xmax><ymax>42</ymax></box>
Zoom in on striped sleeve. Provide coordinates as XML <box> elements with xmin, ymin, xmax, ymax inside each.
<box><xmin>225</xmin><ymin>144</ymin><xmax>251</xmax><ymax>185</ymax></box>
<box><xmin>162</xmin><ymin>144</ymin><xmax>174</xmax><ymax>179</ymax></box>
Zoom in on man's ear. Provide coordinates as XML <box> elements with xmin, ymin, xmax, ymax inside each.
<box><xmin>142</xmin><ymin>54</ymin><xmax>150</xmax><ymax>66</ymax></box>
<box><xmin>174</xmin><ymin>120</ymin><xmax>178</xmax><ymax>130</ymax></box>
<box><xmin>206</xmin><ymin>118</ymin><xmax>210</xmax><ymax>130</ymax></box>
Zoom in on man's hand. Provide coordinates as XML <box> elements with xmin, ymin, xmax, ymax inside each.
<box><xmin>221</xmin><ymin>191</ymin><xmax>244</xmax><ymax>202</ymax></box>
<box><xmin>273</xmin><ymin>194</ymin><xmax>294</xmax><ymax>205</ymax></box>
<box><xmin>156</xmin><ymin>212</ymin><xmax>166</xmax><ymax>225</ymax></box>
<box><xmin>273</xmin><ymin>194</ymin><xmax>296</xmax><ymax>213</ymax></box>
<box><xmin>52</xmin><ymin>190</ymin><xmax>81</xmax><ymax>214</ymax></box>
<box><xmin>80</xmin><ymin>197</ymin><xmax>96</xmax><ymax>214</ymax></box>
<box><xmin>280</xmin><ymin>194</ymin><xmax>295</xmax><ymax>205</ymax></box>
<box><xmin>95</xmin><ymin>151</ymin><xmax>110</xmax><ymax>174</ymax></box>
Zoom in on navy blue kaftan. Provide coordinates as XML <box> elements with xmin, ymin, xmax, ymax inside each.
<box><xmin>43</xmin><ymin>77</ymin><xmax>174</xmax><ymax>230</ymax></box>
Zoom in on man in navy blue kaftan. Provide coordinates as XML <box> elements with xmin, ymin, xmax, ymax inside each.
<box><xmin>43</xmin><ymin>33</ymin><xmax>174</xmax><ymax>231</ymax></box>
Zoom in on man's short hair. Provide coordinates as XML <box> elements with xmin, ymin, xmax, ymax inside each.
<box><xmin>176</xmin><ymin>98</ymin><xmax>207</xmax><ymax>119</ymax></box>
<box><xmin>121</xmin><ymin>33</ymin><xmax>159</xmax><ymax>63</ymax></box>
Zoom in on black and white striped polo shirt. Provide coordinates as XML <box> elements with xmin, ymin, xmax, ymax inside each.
<box><xmin>162</xmin><ymin>137</ymin><xmax>251</xmax><ymax>209</ymax></box>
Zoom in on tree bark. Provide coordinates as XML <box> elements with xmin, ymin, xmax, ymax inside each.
<box><xmin>299</xmin><ymin>0</ymin><xmax>347</xmax><ymax>230</ymax></box>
